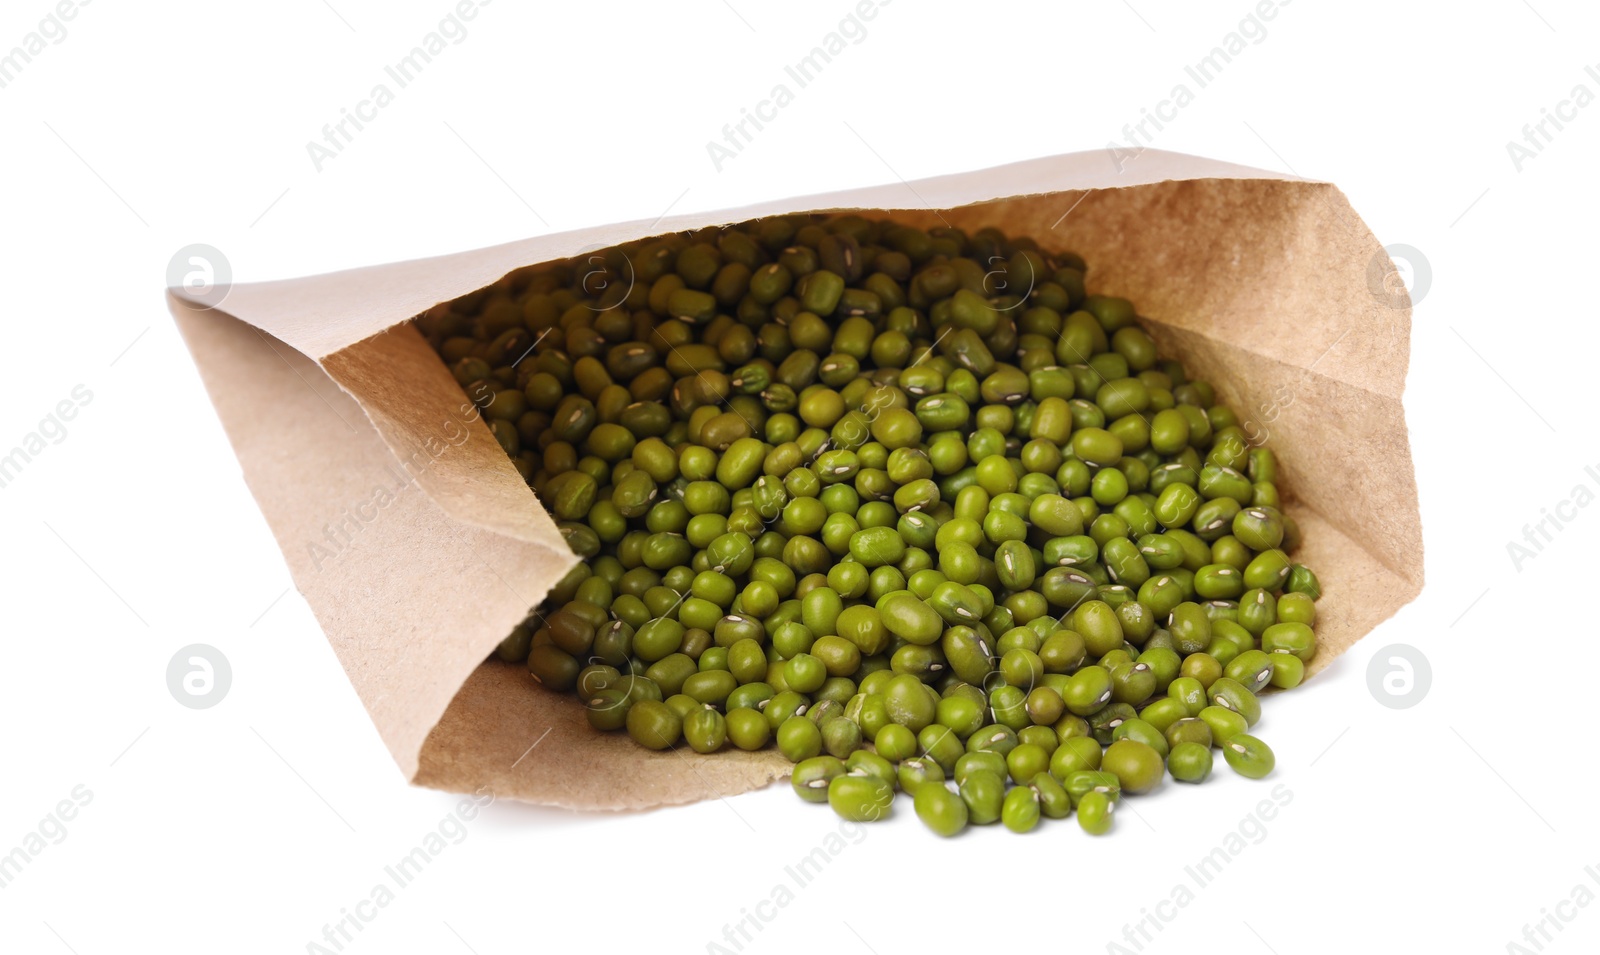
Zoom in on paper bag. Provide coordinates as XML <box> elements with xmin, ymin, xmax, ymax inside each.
<box><xmin>169</xmin><ymin>149</ymin><xmax>1423</xmax><ymax>809</ymax></box>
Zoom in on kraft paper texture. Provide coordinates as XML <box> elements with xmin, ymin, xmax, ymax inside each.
<box><xmin>170</xmin><ymin>149</ymin><xmax>1423</xmax><ymax>809</ymax></box>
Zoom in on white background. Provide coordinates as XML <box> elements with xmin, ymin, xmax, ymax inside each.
<box><xmin>2</xmin><ymin>1</ymin><xmax>1595</xmax><ymax>953</ymax></box>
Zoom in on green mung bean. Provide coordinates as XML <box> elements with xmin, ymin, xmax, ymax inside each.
<box><xmin>426</xmin><ymin>214</ymin><xmax>1328</xmax><ymax>838</ymax></box>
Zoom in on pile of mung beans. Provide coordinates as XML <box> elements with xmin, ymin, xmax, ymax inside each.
<box><xmin>416</xmin><ymin>213</ymin><xmax>1321</xmax><ymax>836</ymax></box>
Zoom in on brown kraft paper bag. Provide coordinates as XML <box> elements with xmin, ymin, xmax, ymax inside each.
<box><xmin>169</xmin><ymin>149</ymin><xmax>1423</xmax><ymax>810</ymax></box>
